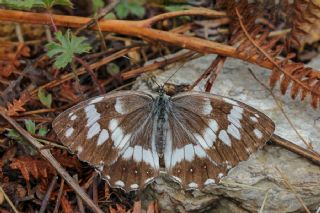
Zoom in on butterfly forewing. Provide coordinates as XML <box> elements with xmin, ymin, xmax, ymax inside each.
<box><xmin>53</xmin><ymin>91</ymin><xmax>160</xmax><ymax>191</ymax></box>
<box><xmin>165</xmin><ymin>92</ymin><xmax>275</xmax><ymax>188</ymax></box>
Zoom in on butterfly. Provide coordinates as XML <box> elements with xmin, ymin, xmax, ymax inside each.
<box><xmin>52</xmin><ymin>88</ymin><xmax>275</xmax><ymax>191</ymax></box>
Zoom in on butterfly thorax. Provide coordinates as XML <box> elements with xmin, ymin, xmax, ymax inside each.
<box><xmin>153</xmin><ymin>92</ymin><xmax>170</xmax><ymax>160</ymax></box>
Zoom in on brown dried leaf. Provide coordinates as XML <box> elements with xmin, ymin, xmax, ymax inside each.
<box><xmin>6</xmin><ymin>93</ymin><xmax>31</xmax><ymax>116</ymax></box>
<box><xmin>61</xmin><ymin>195</ymin><xmax>73</xmax><ymax>213</ymax></box>
<box><xmin>132</xmin><ymin>201</ymin><xmax>141</xmax><ymax>213</ymax></box>
<box><xmin>269</xmin><ymin>68</ymin><xmax>281</xmax><ymax>88</ymax></box>
<box><xmin>146</xmin><ymin>201</ymin><xmax>158</xmax><ymax>213</ymax></box>
<box><xmin>10</xmin><ymin>156</ymin><xmax>56</xmax><ymax>181</ymax></box>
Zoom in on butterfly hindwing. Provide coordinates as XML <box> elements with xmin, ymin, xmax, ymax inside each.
<box><xmin>53</xmin><ymin>91</ymin><xmax>160</xmax><ymax>191</ymax></box>
<box><xmin>165</xmin><ymin>91</ymin><xmax>275</xmax><ymax>188</ymax></box>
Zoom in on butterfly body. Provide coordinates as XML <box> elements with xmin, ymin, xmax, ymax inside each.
<box><xmin>53</xmin><ymin>90</ymin><xmax>275</xmax><ymax>191</ymax></box>
<box><xmin>153</xmin><ymin>90</ymin><xmax>170</xmax><ymax>158</ymax></box>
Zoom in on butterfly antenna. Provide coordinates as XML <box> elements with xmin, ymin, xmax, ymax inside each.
<box><xmin>164</xmin><ymin>62</ymin><xmax>186</xmax><ymax>85</ymax></box>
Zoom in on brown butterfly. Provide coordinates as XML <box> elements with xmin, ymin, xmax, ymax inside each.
<box><xmin>53</xmin><ymin>89</ymin><xmax>275</xmax><ymax>191</ymax></box>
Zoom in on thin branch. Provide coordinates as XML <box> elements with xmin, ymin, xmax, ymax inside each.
<box><xmin>0</xmin><ymin>108</ymin><xmax>103</xmax><ymax>213</ymax></box>
<box><xmin>53</xmin><ymin>179</ymin><xmax>65</xmax><ymax>213</ymax></box>
<box><xmin>74</xmin><ymin>57</ymin><xmax>105</xmax><ymax>94</ymax></box>
<box><xmin>1</xmin><ymin>8</ymin><xmax>313</xmax><ymax>76</ymax></box>
<box><xmin>269</xmin><ymin>135</ymin><xmax>320</xmax><ymax>166</ymax></box>
<box><xmin>0</xmin><ymin>185</ymin><xmax>19</xmax><ymax>213</ymax></box>
<box><xmin>39</xmin><ymin>176</ymin><xmax>58</xmax><ymax>213</ymax></box>
<box><xmin>75</xmin><ymin>0</ymin><xmax>121</xmax><ymax>34</ymax></box>
<box><xmin>29</xmin><ymin>46</ymin><xmax>139</xmax><ymax>96</ymax></box>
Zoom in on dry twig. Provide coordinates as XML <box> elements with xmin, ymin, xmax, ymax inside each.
<box><xmin>0</xmin><ymin>108</ymin><xmax>103</xmax><ymax>213</ymax></box>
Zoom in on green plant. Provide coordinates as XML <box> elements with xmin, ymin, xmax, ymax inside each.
<box><xmin>46</xmin><ymin>30</ymin><xmax>92</xmax><ymax>69</ymax></box>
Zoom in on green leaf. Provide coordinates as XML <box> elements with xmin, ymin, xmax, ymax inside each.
<box><xmin>37</xmin><ymin>126</ymin><xmax>48</xmax><ymax>136</ymax></box>
<box><xmin>104</xmin><ymin>12</ymin><xmax>116</xmax><ymax>20</ymax></box>
<box><xmin>115</xmin><ymin>2</ymin><xmax>129</xmax><ymax>19</ymax></box>
<box><xmin>0</xmin><ymin>0</ymin><xmax>72</xmax><ymax>9</ymax></box>
<box><xmin>25</xmin><ymin>120</ymin><xmax>36</xmax><ymax>135</ymax></box>
<box><xmin>92</xmin><ymin>0</ymin><xmax>104</xmax><ymax>13</ymax></box>
<box><xmin>40</xmin><ymin>0</ymin><xmax>72</xmax><ymax>8</ymax></box>
<box><xmin>0</xmin><ymin>0</ymin><xmax>38</xmax><ymax>9</ymax></box>
<box><xmin>38</xmin><ymin>88</ymin><xmax>52</xmax><ymax>108</ymax></box>
<box><xmin>164</xmin><ymin>5</ymin><xmax>188</xmax><ymax>12</ymax></box>
<box><xmin>6</xmin><ymin>129</ymin><xmax>23</xmax><ymax>141</ymax></box>
<box><xmin>128</xmin><ymin>2</ymin><xmax>145</xmax><ymax>18</ymax></box>
<box><xmin>46</xmin><ymin>30</ymin><xmax>91</xmax><ymax>69</ymax></box>
<box><xmin>114</xmin><ymin>0</ymin><xmax>146</xmax><ymax>19</ymax></box>
<box><xmin>106</xmin><ymin>63</ymin><xmax>120</xmax><ymax>75</ymax></box>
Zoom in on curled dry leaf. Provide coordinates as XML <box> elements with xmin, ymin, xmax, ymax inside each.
<box><xmin>6</xmin><ymin>93</ymin><xmax>31</xmax><ymax>116</ymax></box>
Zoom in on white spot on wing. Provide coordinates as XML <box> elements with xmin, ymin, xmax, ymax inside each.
<box><xmin>188</xmin><ymin>182</ymin><xmax>198</xmax><ymax>188</ymax></box>
<box><xmin>87</xmin><ymin>122</ymin><xmax>101</xmax><ymax>139</ymax></box>
<box><xmin>184</xmin><ymin>144</ymin><xmax>195</xmax><ymax>162</ymax></box>
<box><xmin>117</xmin><ymin>134</ymin><xmax>131</xmax><ymax>150</ymax></box>
<box><xmin>143</xmin><ymin>148</ymin><xmax>155</xmax><ymax>167</ymax></box>
<box><xmin>219</xmin><ymin>130</ymin><xmax>231</xmax><ymax>146</ymax></box>
<box><xmin>145</xmin><ymin>177</ymin><xmax>154</xmax><ymax>184</ymax></box>
<box><xmin>228</xmin><ymin>106</ymin><xmax>244</xmax><ymax>128</ymax></box>
<box><xmin>231</xmin><ymin>106</ymin><xmax>243</xmax><ymax>119</ymax></box>
<box><xmin>111</xmin><ymin>127</ymin><xmax>124</xmax><ymax>147</ymax></box>
<box><xmin>115</xmin><ymin>180</ymin><xmax>125</xmax><ymax>187</ymax></box>
<box><xmin>115</xmin><ymin>97</ymin><xmax>125</xmax><ymax>114</ymax></box>
<box><xmin>203</xmin><ymin>125</ymin><xmax>217</xmax><ymax>147</ymax></box>
<box><xmin>227</xmin><ymin>123</ymin><xmax>241</xmax><ymax>140</ymax></box>
<box><xmin>172</xmin><ymin>176</ymin><xmax>182</xmax><ymax>183</ymax></box>
<box><xmin>70</xmin><ymin>115</ymin><xmax>77</xmax><ymax>121</ymax></box>
<box><xmin>218</xmin><ymin>173</ymin><xmax>224</xmax><ymax>178</ymax></box>
<box><xmin>202</xmin><ymin>98</ymin><xmax>212</xmax><ymax>115</ymax></box>
<box><xmin>97</xmin><ymin>129</ymin><xmax>109</xmax><ymax>145</ymax></box>
<box><xmin>254</xmin><ymin>128</ymin><xmax>263</xmax><ymax>139</ymax></box>
<box><xmin>133</xmin><ymin>145</ymin><xmax>143</xmax><ymax>162</ymax></box>
<box><xmin>204</xmin><ymin>179</ymin><xmax>215</xmax><ymax>185</ymax></box>
<box><xmin>223</xmin><ymin>97</ymin><xmax>239</xmax><ymax>106</ymax></box>
<box><xmin>123</xmin><ymin>147</ymin><xmax>134</xmax><ymax>159</ymax></box>
<box><xmin>109</xmin><ymin>119</ymin><xmax>118</xmax><ymax>132</ymax></box>
<box><xmin>130</xmin><ymin>184</ymin><xmax>139</xmax><ymax>189</ymax></box>
<box><xmin>208</xmin><ymin>119</ymin><xmax>219</xmax><ymax>132</ymax></box>
<box><xmin>171</xmin><ymin>147</ymin><xmax>184</xmax><ymax>167</ymax></box>
<box><xmin>65</xmin><ymin>127</ymin><xmax>74</xmax><ymax>137</ymax></box>
<box><xmin>250</xmin><ymin>116</ymin><xmax>258</xmax><ymax>122</ymax></box>
<box><xmin>194</xmin><ymin>133</ymin><xmax>210</xmax><ymax>149</ymax></box>
<box><xmin>194</xmin><ymin>145</ymin><xmax>206</xmax><ymax>158</ymax></box>
<box><xmin>76</xmin><ymin>146</ymin><xmax>83</xmax><ymax>154</ymax></box>
<box><xmin>85</xmin><ymin>105</ymin><xmax>101</xmax><ymax>127</ymax></box>
<box><xmin>164</xmin><ymin>128</ymin><xmax>173</xmax><ymax>168</ymax></box>
<box><xmin>89</xmin><ymin>96</ymin><xmax>103</xmax><ymax>104</ymax></box>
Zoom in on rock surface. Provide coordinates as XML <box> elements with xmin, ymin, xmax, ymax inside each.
<box><xmin>133</xmin><ymin>52</ymin><xmax>320</xmax><ymax>212</ymax></box>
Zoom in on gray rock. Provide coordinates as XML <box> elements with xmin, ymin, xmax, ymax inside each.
<box><xmin>134</xmin><ymin>51</ymin><xmax>320</xmax><ymax>212</ymax></box>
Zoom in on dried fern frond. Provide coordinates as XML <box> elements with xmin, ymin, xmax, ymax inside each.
<box><xmin>224</xmin><ymin>0</ymin><xmax>320</xmax><ymax>108</ymax></box>
<box><xmin>288</xmin><ymin>0</ymin><xmax>320</xmax><ymax>48</ymax></box>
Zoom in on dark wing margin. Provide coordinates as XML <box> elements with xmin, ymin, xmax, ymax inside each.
<box><xmin>52</xmin><ymin>91</ymin><xmax>160</xmax><ymax>191</ymax></box>
<box><xmin>165</xmin><ymin>91</ymin><xmax>275</xmax><ymax>189</ymax></box>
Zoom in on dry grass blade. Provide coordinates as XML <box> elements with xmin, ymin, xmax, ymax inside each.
<box><xmin>275</xmin><ymin>167</ymin><xmax>311</xmax><ymax>213</ymax></box>
<box><xmin>0</xmin><ymin>185</ymin><xmax>19</xmax><ymax>213</ymax></box>
<box><xmin>258</xmin><ymin>188</ymin><xmax>271</xmax><ymax>213</ymax></box>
